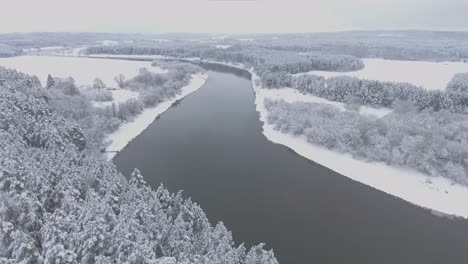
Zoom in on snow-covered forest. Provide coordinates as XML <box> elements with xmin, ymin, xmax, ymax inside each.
<box><xmin>90</xmin><ymin>42</ymin><xmax>468</xmax><ymax>113</ymax></box>
<box><xmin>269</xmin><ymin>73</ymin><xmax>468</xmax><ymax>113</ymax></box>
<box><xmin>12</xmin><ymin>60</ymin><xmax>205</xmax><ymax>151</ymax></box>
<box><xmin>87</xmin><ymin>32</ymin><xmax>468</xmax><ymax>185</ymax></box>
<box><xmin>264</xmin><ymin>98</ymin><xmax>468</xmax><ymax>184</ymax></box>
<box><xmin>0</xmin><ymin>66</ymin><xmax>278</xmax><ymax>263</ymax></box>
<box><xmin>3</xmin><ymin>30</ymin><xmax>468</xmax><ymax>262</ymax></box>
<box><xmin>82</xmin><ymin>34</ymin><xmax>465</xmax><ymax>182</ymax></box>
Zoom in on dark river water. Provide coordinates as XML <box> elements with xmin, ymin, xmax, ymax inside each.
<box><xmin>114</xmin><ymin>63</ymin><xmax>468</xmax><ymax>264</ymax></box>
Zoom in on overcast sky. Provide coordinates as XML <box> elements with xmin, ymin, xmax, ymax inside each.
<box><xmin>1</xmin><ymin>0</ymin><xmax>467</xmax><ymax>33</ymax></box>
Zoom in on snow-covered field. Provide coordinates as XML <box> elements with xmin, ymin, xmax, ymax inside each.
<box><xmin>88</xmin><ymin>54</ymin><xmax>204</xmax><ymax>64</ymax></box>
<box><xmin>104</xmin><ymin>73</ymin><xmax>208</xmax><ymax>160</ymax></box>
<box><xmin>251</xmin><ymin>72</ymin><xmax>468</xmax><ymax>218</ymax></box>
<box><xmin>300</xmin><ymin>58</ymin><xmax>468</xmax><ymax>90</ymax></box>
<box><xmin>0</xmin><ymin>56</ymin><xmax>165</xmax><ymax>87</ymax></box>
<box><xmin>89</xmin><ymin>54</ymin><xmax>169</xmax><ymax>60</ymax></box>
<box><xmin>101</xmin><ymin>40</ymin><xmax>119</xmax><ymax>46</ymax></box>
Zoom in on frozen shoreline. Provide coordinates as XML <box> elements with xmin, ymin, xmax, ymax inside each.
<box><xmin>90</xmin><ymin>54</ymin><xmax>468</xmax><ymax>218</ymax></box>
<box><xmin>211</xmin><ymin>59</ymin><xmax>468</xmax><ymax>218</ymax></box>
<box><xmin>104</xmin><ymin>73</ymin><xmax>207</xmax><ymax>160</ymax></box>
<box><xmin>251</xmin><ymin>73</ymin><xmax>468</xmax><ymax>219</ymax></box>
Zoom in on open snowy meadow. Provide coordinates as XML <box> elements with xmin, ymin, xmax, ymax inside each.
<box><xmin>0</xmin><ymin>56</ymin><xmax>165</xmax><ymax>87</ymax></box>
<box><xmin>300</xmin><ymin>58</ymin><xmax>468</xmax><ymax>90</ymax></box>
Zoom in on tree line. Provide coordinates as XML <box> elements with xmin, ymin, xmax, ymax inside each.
<box><xmin>259</xmin><ymin>72</ymin><xmax>468</xmax><ymax>113</ymax></box>
<box><xmin>87</xmin><ymin>44</ymin><xmax>364</xmax><ymax>75</ymax></box>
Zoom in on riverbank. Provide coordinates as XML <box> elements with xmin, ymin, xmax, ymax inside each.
<box><xmin>104</xmin><ymin>73</ymin><xmax>207</xmax><ymax>160</ymax></box>
<box><xmin>216</xmin><ymin>61</ymin><xmax>468</xmax><ymax>218</ymax></box>
<box><xmin>87</xmin><ymin>54</ymin><xmax>468</xmax><ymax>218</ymax></box>
<box><xmin>251</xmin><ymin>72</ymin><xmax>468</xmax><ymax>219</ymax></box>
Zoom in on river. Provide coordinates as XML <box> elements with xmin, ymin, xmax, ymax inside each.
<box><xmin>114</xmin><ymin>63</ymin><xmax>468</xmax><ymax>264</ymax></box>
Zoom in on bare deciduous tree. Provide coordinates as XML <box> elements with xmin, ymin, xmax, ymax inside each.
<box><xmin>92</xmin><ymin>78</ymin><xmax>105</xmax><ymax>90</ymax></box>
<box><xmin>114</xmin><ymin>74</ymin><xmax>126</xmax><ymax>89</ymax></box>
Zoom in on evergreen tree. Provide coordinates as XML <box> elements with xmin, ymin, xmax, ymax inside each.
<box><xmin>46</xmin><ymin>74</ymin><xmax>55</xmax><ymax>89</ymax></box>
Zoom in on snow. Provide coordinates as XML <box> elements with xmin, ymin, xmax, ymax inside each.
<box><xmin>101</xmin><ymin>40</ymin><xmax>119</xmax><ymax>46</ymax></box>
<box><xmin>22</xmin><ymin>46</ymin><xmax>66</xmax><ymax>55</ymax></box>
<box><xmin>104</xmin><ymin>73</ymin><xmax>208</xmax><ymax>160</ymax></box>
<box><xmin>378</xmin><ymin>33</ymin><xmax>404</xmax><ymax>37</ymax></box>
<box><xmin>252</xmin><ymin>72</ymin><xmax>468</xmax><ymax>219</ymax></box>
<box><xmin>38</xmin><ymin>46</ymin><xmax>65</xmax><ymax>50</ymax></box>
<box><xmin>22</xmin><ymin>48</ymin><xmax>39</xmax><ymax>53</ymax></box>
<box><xmin>213</xmin><ymin>45</ymin><xmax>231</xmax><ymax>49</ymax></box>
<box><xmin>23</xmin><ymin>46</ymin><xmax>88</xmax><ymax>57</ymax></box>
<box><xmin>153</xmin><ymin>39</ymin><xmax>171</xmax><ymax>43</ymax></box>
<box><xmin>300</xmin><ymin>58</ymin><xmax>468</xmax><ymax>90</ymax></box>
<box><xmin>63</xmin><ymin>47</ymin><xmax>88</xmax><ymax>57</ymax></box>
<box><xmin>0</xmin><ymin>56</ymin><xmax>165</xmax><ymax>87</ymax></box>
<box><xmin>89</xmin><ymin>54</ymin><xmax>168</xmax><ymax>60</ymax></box>
<box><xmin>92</xmin><ymin>89</ymin><xmax>139</xmax><ymax>108</ymax></box>
<box><xmin>211</xmin><ymin>35</ymin><xmax>228</xmax><ymax>40</ymax></box>
<box><xmin>259</xmin><ymin>87</ymin><xmax>392</xmax><ymax>118</ymax></box>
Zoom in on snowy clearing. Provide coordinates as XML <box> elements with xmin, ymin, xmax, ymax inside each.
<box><xmin>213</xmin><ymin>45</ymin><xmax>231</xmax><ymax>49</ymax></box>
<box><xmin>252</xmin><ymin>72</ymin><xmax>468</xmax><ymax>219</ymax></box>
<box><xmin>299</xmin><ymin>58</ymin><xmax>468</xmax><ymax>90</ymax></box>
<box><xmin>37</xmin><ymin>46</ymin><xmax>65</xmax><ymax>50</ymax></box>
<box><xmin>101</xmin><ymin>40</ymin><xmax>119</xmax><ymax>46</ymax></box>
<box><xmin>0</xmin><ymin>56</ymin><xmax>165</xmax><ymax>87</ymax></box>
<box><xmin>61</xmin><ymin>46</ymin><xmax>88</xmax><ymax>57</ymax></box>
<box><xmin>104</xmin><ymin>73</ymin><xmax>208</xmax><ymax>160</ymax></box>
<box><xmin>92</xmin><ymin>89</ymin><xmax>139</xmax><ymax>108</ymax></box>
<box><xmin>88</xmin><ymin>54</ymin><xmax>169</xmax><ymax>60</ymax></box>
<box><xmin>152</xmin><ymin>39</ymin><xmax>171</xmax><ymax>43</ymax></box>
<box><xmin>259</xmin><ymin>87</ymin><xmax>392</xmax><ymax>118</ymax></box>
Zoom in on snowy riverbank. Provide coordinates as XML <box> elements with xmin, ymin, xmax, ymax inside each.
<box><xmin>104</xmin><ymin>73</ymin><xmax>207</xmax><ymax>160</ymax></box>
<box><xmin>251</xmin><ymin>72</ymin><xmax>468</xmax><ymax>219</ymax></box>
<box><xmin>89</xmin><ymin>54</ymin><xmax>468</xmax><ymax>218</ymax></box>
<box><xmin>202</xmin><ymin>60</ymin><xmax>468</xmax><ymax>218</ymax></box>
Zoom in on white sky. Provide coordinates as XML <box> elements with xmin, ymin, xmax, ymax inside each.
<box><xmin>1</xmin><ymin>0</ymin><xmax>467</xmax><ymax>33</ymax></box>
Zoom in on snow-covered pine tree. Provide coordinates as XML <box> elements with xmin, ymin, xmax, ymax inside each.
<box><xmin>46</xmin><ymin>74</ymin><xmax>55</xmax><ymax>89</ymax></box>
